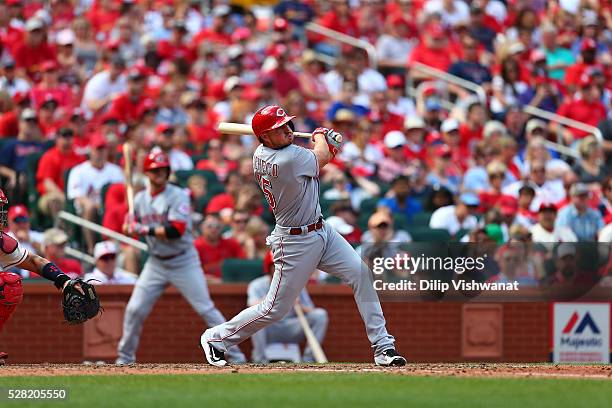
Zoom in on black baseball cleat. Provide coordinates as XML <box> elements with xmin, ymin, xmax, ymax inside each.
<box><xmin>375</xmin><ymin>349</ymin><xmax>407</xmax><ymax>366</ymax></box>
<box><xmin>200</xmin><ymin>333</ymin><xmax>227</xmax><ymax>367</ymax></box>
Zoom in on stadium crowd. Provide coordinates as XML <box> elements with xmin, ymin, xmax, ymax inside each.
<box><xmin>0</xmin><ymin>0</ymin><xmax>611</xmax><ymax>287</ymax></box>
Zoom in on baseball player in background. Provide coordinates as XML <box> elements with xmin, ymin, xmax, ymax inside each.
<box><xmin>0</xmin><ymin>189</ymin><xmax>97</xmax><ymax>364</ymax></box>
<box><xmin>201</xmin><ymin>105</ymin><xmax>406</xmax><ymax>367</ymax></box>
<box><xmin>116</xmin><ymin>150</ymin><xmax>245</xmax><ymax>364</ymax></box>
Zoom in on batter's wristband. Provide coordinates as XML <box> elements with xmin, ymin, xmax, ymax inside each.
<box><xmin>41</xmin><ymin>262</ymin><xmax>71</xmax><ymax>289</ymax></box>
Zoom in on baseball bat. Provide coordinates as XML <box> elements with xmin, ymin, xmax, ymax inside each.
<box><xmin>294</xmin><ymin>303</ymin><xmax>328</xmax><ymax>363</ymax></box>
<box><xmin>122</xmin><ymin>142</ymin><xmax>135</xmax><ymax>216</ymax></box>
<box><xmin>218</xmin><ymin>122</ymin><xmax>313</xmax><ymax>139</ymax></box>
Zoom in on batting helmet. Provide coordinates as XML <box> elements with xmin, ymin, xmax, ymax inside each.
<box><xmin>143</xmin><ymin>150</ymin><xmax>171</xmax><ymax>172</ymax></box>
<box><xmin>251</xmin><ymin>105</ymin><xmax>295</xmax><ymax>139</ymax></box>
<box><xmin>0</xmin><ymin>189</ymin><xmax>7</xmax><ymax>231</ymax></box>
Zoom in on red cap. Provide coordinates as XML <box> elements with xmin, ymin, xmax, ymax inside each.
<box><xmin>538</xmin><ymin>202</ymin><xmax>558</xmax><ymax>212</ymax></box>
<box><xmin>391</xmin><ymin>15</ymin><xmax>411</xmax><ymax>28</ymax></box>
<box><xmin>270</xmin><ymin>43</ymin><xmax>289</xmax><ymax>58</ymax></box>
<box><xmin>499</xmin><ymin>196</ymin><xmax>518</xmax><ymax>215</ymax></box>
<box><xmin>232</xmin><ymin>27</ymin><xmax>251</xmax><ymax>42</ymax></box>
<box><xmin>427</xmin><ymin>23</ymin><xmax>445</xmax><ymax>39</ymax></box>
<box><xmin>251</xmin><ymin>105</ymin><xmax>295</xmax><ymax>138</ymax></box>
<box><xmin>434</xmin><ymin>144</ymin><xmax>452</xmax><ymax>157</ymax></box>
<box><xmin>143</xmin><ymin>149</ymin><xmax>170</xmax><ymax>172</ymax></box>
<box><xmin>40</xmin><ymin>60</ymin><xmax>58</xmax><ymax>72</ymax></box>
<box><xmin>101</xmin><ymin>110</ymin><xmax>121</xmax><ymax>123</ymax></box>
<box><xmin>155</xmin><ymin>122</ymin><xmax>174</xmax><ymax>134</ymax></box>
<box><xmin>104</xmin><ymin>38</ymin><xmax>121</xmax><ymax>50</ymax></box>
<box><xmin>263</xmin><ymin>250</ymin><xmax>274</xmax><ymax>274</ymax></box>
<box><xmin>6</xmin><ymin>0</ymin><xmax>22</xmax><ymax>6</ymax></box>
<box><xmin>273</xmin><ymin>18</ymin><xmax>288</xmax><ymax>32</ymax></box>
<box><xmin>8</xmin><ymin>205</ymin><xmax>28</xmax><ymax>221</ymax></box>
<box><xmin>242</xmin><ymin>86</ymin><xmax>261</xmax><ymax>101</ymax></box>
<box><xmin>89</xmin><ymin>132</ymin><xmax>108</xmax><ymax>148</ymax></box>
<box><xmin>581</xmin><ymin>38</ymin><xmax>597</xmax><ymax>52</ymax></box>
<box><xmin>386</xmin><ymin>74</ymin><xmax>404</xmax><ymax>88</ymax></box>
<box><xmin>579</xmin><ymin>73</ymin><xmax>593</xmax><ymax>88</ymax></box>
<box><xmin>138</xmin><ymin>98</ymin><xmax>157</xmax><ymax>117</ymax></box>
<box><xmin>13</xmin><ymin>91</ymin><xmax>29</xmax><ymax>104</ymax></box>
<box><xmin>530</xmin><ymin>49</ymin><xmax>546</xmax><ymax>63</ymax></box>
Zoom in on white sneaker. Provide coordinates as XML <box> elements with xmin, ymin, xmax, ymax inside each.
<box><xmin>374</xmin><ymin>349</ymin><xmax>407</xmax><ymax>366</ymax></box>
<box><xmin>200</xmin><ymin>333</ymin><xmax>227</xmax><ymax>367</ymax></box>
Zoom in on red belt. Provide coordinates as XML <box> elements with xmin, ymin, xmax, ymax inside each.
<box><xmin>289</xmin><ymin>217</ymin><xmax>323</xmax><ymax>235</ymax></box>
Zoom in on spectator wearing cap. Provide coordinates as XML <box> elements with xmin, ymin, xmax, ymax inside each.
<box><xmin>408</xmin><ymin>23</ymin><xmax>457</xmax><ymax>78</ymax></box>
<box><xmin>503</xmin><ymin>159</ymin><xmax>565</xmax><ymax>212</ymax></box>
<box><xmin>274</xmin><ymin>0</ymin><xmax>315</xmax><ymax>32</ymax></box>
<box><xmin>249</xmin><ymin>249</ymin><xmax>328</xmax><ymax>363</ymax></box>
<box><xmin>0</xmin><ymin>90</ymin><xmax>29</xmax><ymax>138</ymax></box>
<box><xmin>426</xmin><ymin>144</ymin><xmax>461</xmax><ymax>194</ymax></box>
<box><xmin>378</xmin><ymin>175</ymin><xmax>422</xmax><ymax>224</ymax></box>
<box><xmin>41</xmin><ymin>228</ymin><xmax>82</xmax><ymax>279</ymax></box>
<box><xmin>6</xmin><ymin>205</ymin><xmax>44</xmax><ymax>260</ymax></box>
<box><xmin>368</xmin><ymin>91</ymin><xmax>404</xmax><ymax>137</ymax></box>
<box><xmin>556</xmin><ymin>74</ymin><xmax>607</xmax><ymax>141</ymax></box>
<box><xmin>572</xmin><ymin>136</ymin><xmax>608</xmax><ymax>184</ymax></box>
<box><xmin>315</xmin><ymin>0</ymin><xmax>359</xmax><ymax>55</ymax></box>
<box><xmin>66</xmin><ymin>133</ymin><xmax>124</xmax><ymax>252</ymax></box>
<box><xmin>530</xmin><ymin>202</ymin><xmax>577</xmax><ymax>250</ymax></box>
<box><xmin>194</xmin><ymin>214</ymin><xmax>246</xmax><ymax>282</ymax></box>
<box><xmin>65</xmin><ymin>108</ymin><xmax>90</xmax><ymax>156</ymax></box>
<box><xmin>81</xmin><ymin>54</ymin><xmax>127</xmax><ymax>116</ymax></box>
<box><xmin>12</xmin><ymin>18</ymin><xmax>56</xmax><ymax>81</ymax></box>
<box><xmin>386</xmin><ymin>75</ymin><xmax>416</xmax><ymax>119</ymax></box>
<box><xmin>298</xmin><ymin>50</ymin><xmax>330</xmax><ymax>115</ymax></box>
<box><xmin>326</xmin><ymin>214</ymin><xmax>360</xmax><ymax>246</ymax></box>
<box><xmin>0</xmin><ymin>108</ymin><xmax>43</xmax><ymax>202</ymax></box>
<box><xmin>448</xmin><ymin>35</ymin><xmax>492</xmax><ymax>91</ymax></box>
<box><xmin>543</xmin><ymin>243</ymin><xmax>587</xmax><ymax>287</ymax></box>
<box><xmin>108</xmin><ymin>67</ymin><xmax>150</xmax><ymax>125</ymax></box>
<box><xmin>440</xmin><ymin>118</ymin><xmax>470</xmax><ymax>171</ymax></box>
<box><xmin>555</xmin><ymin>183</ymin><xmax>604</xmax><ymax>241</ymax></box>
<box><xmin>35</xmin><ymin>93</ymin><xmax>64</xmax><ymax>139</ymax></box>
<box><xmin>157</xmin><ymin>20</ymin><xmax>194</xmax><ymax>62</ymax></box>
<box><xmin>84</xmin><ymin>241</ymin><xmax>137</xmax><ymax>285</ymax></box>
<box><xmin>55</xmin><ymin>28</ymin><xmax>81</xmax><ymax>83</ymax></box>
<box><xmin>429</xmin><ymin>192</ymin><xmax>479</xmax><ymax>237</ymax></box>
<box><xmin>488</xmin><ymin>245</ymin><xmax>538</xmax><ymax>286</ymax></box>
<box><xmin>338</xmin><ymin>118</ymin><xmax>383</xmax><ymax>178</ymax></box>
<box><xmin>36</xmin><ymin>127</ymin><xmax>85</xmax><ymax>217</ymax></box>
<box><xmin>212</xmin><ymin>76</ymin><xmax>244</xmax><ymax>123</ymax></box>
<box><xmin>359</xmin><ymin>210</ymin><xmax>411</xmax><ymax>250</ymax></box>
<box><xmin>153</xmin><ymin>123</ymin><xmax>193</xmax><ymax>172</ymax></box>
<box><xmin>263</xmin><ymin>44</ymin><xmax>301</xmax><ymax>99</ymax></box>
<box><xmin>86</xmin><ymin>0</ymin><xmax>120</xmax><ymax>34</ymax></box>
<box><xmin>570</xmin><ymin>12</ymin><xmax>608</xmax><ymax>57</ymax></box>
<box><xmin>377</xmin><ymin>130</ymin><xmax>410</xmax><ymax>183</ymax></box>
<box><xmin>564</xmin><ymin>38</ymin><xmax>601</xmax><ymax>91</ymax></box>
<box><xmin>155</xmin><ymin>84</ymin><xmax>188</xmax><ymax>126</ymax></box>
<box><xmin>376</xmin><ymin>15</ymin><xmax>417</xmax><ymax>71</ymax></box>
<box><xmin>0</xmin><ymin>60</ymin><xmax>31</xmax><ymax>97</ymax></box>
<box><xmin>402</xmin><ymin>116</ymin><xmax>427</xmax><ymax>161</ymax></box>
<box><xmin>181</xmin><ymin>92</ymin><xmax>218</xmax><ymax>151</ymax></box>
<box><xmin>192</xmin><ymin>5</ymin><xmax>232</xmax><ymax>49</ymax></box>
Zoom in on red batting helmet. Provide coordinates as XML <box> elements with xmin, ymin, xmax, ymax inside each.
<box><xmin>143</xmin><ymin>150</ymin><xmax>171</xmax><ymax>172</ymax></box>
<box><xmin>0</xmin><ymin>189</ymin><xmax>7</xmax><ymax>231</ymax></box>
<box><xmin>251</xmin><ymin>105</ymin><xmax>295</xmax><ymax>139</ymax></box>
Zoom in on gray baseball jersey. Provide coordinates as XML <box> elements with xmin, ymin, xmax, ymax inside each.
<box><xmin>253</xmin><ymin>144</ymin><xmax>321</xmax><ymax>227</ymax></box>
<box><xmin>204</xmin><ymin>141</ymin><xmax>397</xmax><ymax>360</ymax></box>
<box><xmin>117</xmin><ymin>183</ymin><xmax>246</xmax><ymax>364</ymax></box>
<box><xmin>134</xmin><ymin>184</ymin><xmax>193</xmax><ymax>258</ymax></box>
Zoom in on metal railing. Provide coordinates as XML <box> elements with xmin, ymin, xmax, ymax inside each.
<box><xmin>409</xmin><ymin>62</ymin><xmax>488</xmax><ymax>104</ymax></box>
<box><xmin>59</xmin><ymin>211</ymin><xmax>148</xmax><ymax>252</ymax></box>
<box><xmin>305</xmin><ymin>22</ymin><xmax>377</xmax><ymax>67</ymax></box>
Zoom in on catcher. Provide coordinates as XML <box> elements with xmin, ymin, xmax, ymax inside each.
<box><xmin>0</xmin><ymin>189</ymin><xmax>100</xmax><ymax>364</ymax></box>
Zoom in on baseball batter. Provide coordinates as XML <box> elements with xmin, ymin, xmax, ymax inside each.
<box><xmin>0</xmin><ymin>189</ymin><xmax>99</xmax><ymax>364</ymax></box>
<box><xmin>116</xmin><ymin>150</ymin><xmax>245</xmax><ymax>364</ymax></box>
<box><xmin>201</xmin><ymin>105</ymin><xmax>406</xmax><ymax>366</ymax></box>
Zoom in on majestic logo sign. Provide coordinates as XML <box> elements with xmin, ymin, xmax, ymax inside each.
<box><xmin>553</xmin><ymin>303</ymin><xmax>610</xmax><ymax>363</ymax></box>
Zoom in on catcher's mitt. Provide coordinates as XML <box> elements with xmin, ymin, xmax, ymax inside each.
<box><xmin>62</xmin><ymin>279</ymin><xmax>100</xmax><ymax>325</ymax></box>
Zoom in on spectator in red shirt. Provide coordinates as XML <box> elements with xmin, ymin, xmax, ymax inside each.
<box><xmin>0</xmin><ymin>4</ymin><xmax>24</xmax><ymax>56</ymax></box>
<box><xmin>458</xmin><ymin>102</ymin><xmax>486</xmax><ymax>149</ymax></box>
<box><xmin>478</xmin><ymin>160</ymin><xmax>514</xmax><ymax>213</ymax></box>
<box><xmin>108</xmin><ymin>68</ymin><xmax>150</xmax><ymax>125</ymax></box>
<box><xmin>86</xmin><ymin>0</ymin><xmax>120</xmax><ymax>35</ymax></box>
<box><xmin>263</xmin><ymin>44</ymin><xmax>300</xmax><ymax>99</ymax></box>
<box><xmin>556</xmin><ymin>74</ymin><xmax>607</xmax><ymax>142</ymax></box>
<box><xmin>205</xmin><ymin>171</ymin><xmax>242</xmax><ymax>216</ymax></box>
<box><xmin>192</xmin><ymin>5</ymin><xmax>232</xmax><ymax>49</ymax></box>
<box><xmin>182</xmin><ymin>92</ymin><xmax>218</xmax><ymax>151</ymax></box>
<box><xmin>30</xmin><ymin>60</ymin><xmax>74</xmax><ymax>112</ymax></box>
<box><xmin>368</xmin><ymin>91</ymin><xmax>404</xmax><ymax>136</ymax></box>
<box><xmin>0</xmin><ymin>91</ymin><xmax>29</xmax><ymax>138</ymax></box>
<box><xmin>196</xmin><ymin>139</ymin><xmax>238</xmax><ymax>183</ymax></box>
<box><xmin>157</xmin><ymin>20</ymin><xmax>194</xmax><ymax>62</ymax></box>
<box><xmin>36</xmin><ymin>95</ymin><xmax>63</xmax><ymax>139</ymax></box>
<box><xmin>36</xmin><ymin>127</ymin><xmax>84</xmax><ymax>217</ymax></box>
<box><xmin>194</xmin><ymin>214</ymin><xmax>246</xmax><ymax>281</ymax></box>
<box><xmin>13</xmin><ymin>18</ymin><xmax>56</xmax><ymax>81</ymax></box>
<box><xmin>408</xmin><ymin>23</ymin><xmax>456</xmax><ymax>77</ymax></box>
<box><xmin>318</xmin><ymin>0</ymin><xmax>359</xmax><ymax>39</ymax></box>
<box><xmin>41</xmin><ymin>228</ymin><xmax>83</xmax><ymax>279</ymax></box>
<box><xmin>564</xmin><ymin>38</ymin><xmax>600</xmax><ymax>92</ymax></box>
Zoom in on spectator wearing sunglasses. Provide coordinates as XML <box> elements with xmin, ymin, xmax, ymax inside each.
<box><xmin>84</xmin><ymin>241</ymin><xmax>136</xmax><ymax>285</ymax></box>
